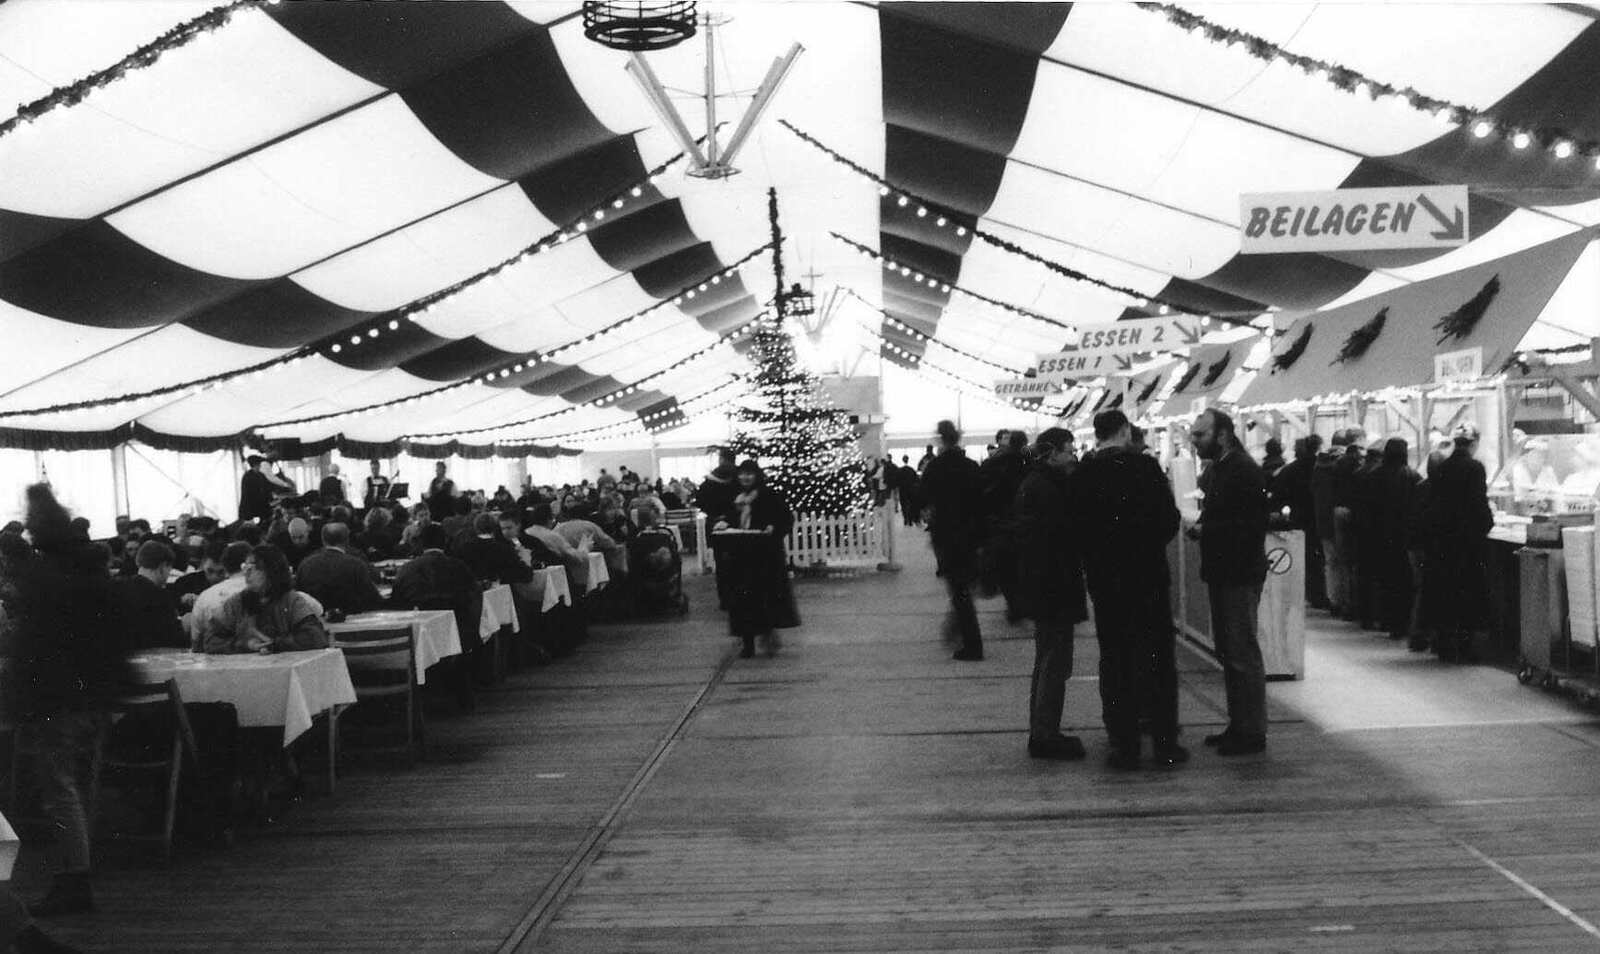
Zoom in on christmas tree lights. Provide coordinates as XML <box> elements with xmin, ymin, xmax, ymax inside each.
<box><xmin>727</xmin><ymin>190</ymin><xmax>872</xmax><ymax>516</ymax></box>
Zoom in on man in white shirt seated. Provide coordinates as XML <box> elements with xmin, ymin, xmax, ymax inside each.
<box><xmin>554</xmin><ymin>511</ymin><xmax>624</xmax><ymax>584</ymax></box>
<box><xmin>187</xmin><ymin>540</ymin><xmax>254</xmax><ymax>651</ymax></box>
<box><xmin>522</xmin><ymin>503</ymin><xmax>593</xmax><ymax>587</ymax></box>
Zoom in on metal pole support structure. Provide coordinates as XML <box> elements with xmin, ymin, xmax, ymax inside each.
<box><xmin>876</xmin><ymin>504</ymin><xmax>901</xmax><ymax>573</ymax></box>
<box><xmin>1523</xmin><ymin>352</ymin><xmax>1600</xmax><ymax>422</ymax></box>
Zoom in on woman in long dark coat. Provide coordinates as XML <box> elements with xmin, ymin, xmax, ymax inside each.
<box><xmin>715</xmin><ymin>461</ymin><xmax>799</xmax><ymax>658</ymax></box>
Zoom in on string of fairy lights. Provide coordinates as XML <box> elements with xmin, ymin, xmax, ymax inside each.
<box><xmin>829</xmin><ymin>232</ymin><xmax>1072</xmax><ymax>331</ymax></box>
<box><xmin>791</xmin><ymin>123</ymin><xmax>1269</xmax><ymax>329</ymax></box>
<box><xmin>0</xmin><ymin>152</ymin><xmax>708</xmax><ymax>423</ymax></box>
<box><xmin>1138</xmin><ymin>3</ymin><xmax>1600</xmax><ymax>170</ymax></box>
<box><xmin>510</xmin><ymin>376</ymin><xmax>746</xmax><ymax>444</ymax></box>
<box><xmin>852</xmin><ymin>322</ymin><xmax>1049</xmax><ymax>413</ymax></box>
<box><xmin>389</xmin><ymin>318</ymin><xmax>761</xmax><ymax>443</ymax></box>
<box><xmin>247</xmin><ymin>251</ymin><xmax>767</xmax><ymax>432</ymax></box>
<box><xmin>841</xmin><ymin>289</ymin><xmax>1027</xmax><ymax>375</ymax></box>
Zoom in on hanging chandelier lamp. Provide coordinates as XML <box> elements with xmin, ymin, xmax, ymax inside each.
<box><xmin>581</xmin><ymin>1</ymin><xmax>698</xmax><ymax>52</ymax></box>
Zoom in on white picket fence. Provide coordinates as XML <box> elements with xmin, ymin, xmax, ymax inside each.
<box><xmin>786</xmin><ymin>506</ymin><xmax>895</xmax><ymax>572</ymax></box>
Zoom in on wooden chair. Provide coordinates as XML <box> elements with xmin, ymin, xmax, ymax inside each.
<box><xmin>328</xmin><ymin>625</ymin><xmax>418</xmax><ymax>791</ymax></box>
<box><xmin>89</xmin><ymin>676</ymin><xmax>199</xmax><ymax>863</ymax></box>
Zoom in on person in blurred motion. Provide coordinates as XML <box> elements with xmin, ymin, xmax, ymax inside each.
<box><xmin>1</xmin><ymin>485</ymin><xmax>128</xmax><ymax>917</ymax></box>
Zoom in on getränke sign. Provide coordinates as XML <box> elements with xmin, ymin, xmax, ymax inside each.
<box><xmin>1240</xmin><ymin>185</ymin><xmax>1468</xmax><ymax>254</ymax></box>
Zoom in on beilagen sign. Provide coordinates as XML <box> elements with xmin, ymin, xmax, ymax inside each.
<box><xmin>1240</xmin><ymin>185</ymin><xmax>1468</xmax><ymax>254</ymax></box>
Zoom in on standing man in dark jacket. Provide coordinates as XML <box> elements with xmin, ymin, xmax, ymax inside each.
<box><xmin>1428</xmin><ymin>424</ymin><xmax>1495</xmax><ymax>661</ymax></box>
<box><xmin>978</xmin><ymin>430</ymin><xmax>1030</xmax><ymax>619</ymax></box>
<box><xmin>1374</xmin><ymin>439</ymin><xmax>1422</xmax><ymax>642</ymax></box>
<box><xmin>1330</xmin><ymin>429</ymin><xmax>1366</xmax><ymax>621</ymax></box>
<box><xmin>1013</xmin><ymin>428</ymin><xmax>1088</xmax><ymax>760</ymax></box>
<box><xmin>1190</xmin><ymin>409</ymin><xmax>1270</xmax><ymax>756</ymax></box>
<box><xmin>1309</xmin><ymin>433</ymin><xmax>1344</xmax><ymax>616</ymax></box>
<box><xmin>920</xmin><ymin>420</ymin><xmax>985</xmax><ymax>661</ymax></box>
<box><xmin>1273</xmin><ymin>435</ymin><xmax>1325</xmax><ymax>609</ymax></box>
<box><xmin>697</xmin><ymin>449</ymin><xmax>738</xmax><ymax>609</ymax></box>
<box><xmin>1073</xmin><ymin>410</ymin><xmax>1184</xmax><ymax>769</ymax></box>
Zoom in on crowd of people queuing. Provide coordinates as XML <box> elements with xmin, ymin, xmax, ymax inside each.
<box><xmin>0</xmin><ymin>457</ymin><xmax>702</xmax><ymax>949</ymax></box>
<box><xmin>911</xmin><ymin>408</ymin><xmax>1493</xmax><ymax>773</ymax></box>
<box><xmin>1270</xmin><ymin>422</ymin><xmax>1493</xmax><ymax>663</ymax></box>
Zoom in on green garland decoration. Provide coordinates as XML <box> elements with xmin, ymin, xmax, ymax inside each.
<box><xmin>1434</xmin><ymin>276</ymin><xmax>1501</xmax><ymax>345</ymax></box>
<box><xmin>1270</xmin><ymin>325</ymin><xmax>1313</xmax><ymax>375</ymax></box>
<box><xmin>1332</xmin><ymin>308</ymin><xmax>1387</xmax><ymax>365</ymax></box>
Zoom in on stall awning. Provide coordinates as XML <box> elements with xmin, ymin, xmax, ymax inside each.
<box><xmin>1237</xmin><ymin>229</ymin><xmax>1593</xmax><ymax>408</ymax></box>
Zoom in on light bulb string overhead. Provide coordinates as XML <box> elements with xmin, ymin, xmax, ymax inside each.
<box><xmin>0</xmin><ymin>151</ymin><xmax>709</xmax><ymax>424</ymax></box>
<box><xmin>1138</xmin><ymin>3</ymin><xmax>1600</xmax><ymax>168</ymax></box>
<box><xmin>841</xmin><ymin>289</ymin><xmax>1026</xmax><ymax>375</ymax></box>
<box><xmin>787</xmin><ymin>121</ymin><xmax>1263</xmax><ymax>328</ymax></box>
<box><xmin>830</xmin><ymin>232</ymin><xmax>1069</xmax><ymax>331</ymax></box>
<box><xmin>855</xmin><ymin>322</ymin><xmax>1045</xmax><ymax>412</ymax></box>
<box><xmin>399</xmin><ymin>317</ymin><xmax>761</xmax><ymax>441</ymax></box>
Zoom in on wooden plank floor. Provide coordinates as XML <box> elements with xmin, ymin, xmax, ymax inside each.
<box><xmin>23</xmin><ymin>525</ymin><xmax>1600</xmax><ymax>952</ymax></box>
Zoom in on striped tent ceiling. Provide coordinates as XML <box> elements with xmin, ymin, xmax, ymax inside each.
<box><xmin>2</xmin><ymin>1</ymin><xmax>1598</xmax><ymax>450</ymax></box>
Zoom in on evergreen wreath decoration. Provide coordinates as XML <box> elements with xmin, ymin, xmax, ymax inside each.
<box><xmin>1434</xmin><ymin>275</ymin><xmax>1500</xmax><ymax>345</ymax></box>
<box><xmin>1171</xmin><ymin>361</ymin><xmax>1202</xmax><ymax>393</ymax></box>
<box><xmin>1135</xmin><ymin>375</ymin><xmax>1163</xmax><ymax>404</ymax></box>
<box><xmin>1201</xmin><ymin>350</ymin><xmax>1233</xmax><ymax>388</ymax></box>
<box><xmin>1270</xmin><ymin>324</ymin><xmax>1313</xmax><ymax>375</ymax></box>
<box><xmin>1332</xmin><ymin>308</ymin><xmax>1387</xmax><ymax>365</ymax></box>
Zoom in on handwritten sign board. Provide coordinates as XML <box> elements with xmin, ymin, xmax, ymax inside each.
<box><xmin>1240</xmin><ymin>185</ymin><xmax>1468</xmax><ymax>254</ymax></box>
<box><xmin>1069</xmin><ymin>316</ymin><xmax>1203</xmax><ymax>359</ymax></box>
<box><xmin>993</xmin><ymin>378</ymin><xmax>1060</xmax><ymax>398</ymax></box>
<box><xmin>1433</xmin><ymin>346</ymin><xmax>1484</xmax><ymax>385</ymax></box>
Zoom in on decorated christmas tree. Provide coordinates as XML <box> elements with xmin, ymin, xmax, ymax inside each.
<box><xmin>727</xmin><ymin>191</ymin><xmax>870</xmax><ymax>516</ymax></box>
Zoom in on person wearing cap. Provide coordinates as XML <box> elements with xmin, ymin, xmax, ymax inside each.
<box><xmin>1425</xmin><ymin>424</ymin><xmax>1494</xmax><ymax>662</ymax></box>
<box><xmin>1188</xmin><ymin>408</ymin><xmax>1270</xmax><ymax>756</ymax></box>
<box><xmin>1012</xmin><ymin>427</ymin><xmax>1089</xmax><ymax>760</ymax></box>
<box><xmin>238</xmin><ymin>454</ymin><xmax>292</xmax><ymax>524</ymax></box>
<box><xmin>920</xmin><ymin>420</ymin><xmax>986</xmax><ymax>660</ymax></box>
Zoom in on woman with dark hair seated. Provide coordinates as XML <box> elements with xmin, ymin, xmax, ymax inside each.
<box><xmin>202</xmin><ymin>545</ymin><xmax>328</xmax><ymax>654</ymax></box>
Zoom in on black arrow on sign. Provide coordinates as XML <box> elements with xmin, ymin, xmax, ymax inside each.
<box><xmin>1112</xmin><ymin>354</ymin><xmax>1133</xmax><ymax>371</ymax></box>
<box><xmin>1416</xmin><ymin>193</ymin><xmax>1466</xmax><ymax>241</ymax></box>
<box><xmin>1177</xmin><ymin>321</ymin><xmax>1204</xmax><ymax>346</ymax></box>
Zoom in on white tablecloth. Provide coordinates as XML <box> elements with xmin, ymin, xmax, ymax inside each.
<box><xmin>586</xmin><ymin>552</ymin><xmax>610</xmax><ymax>593</ymax></box>
<box><xmin>327</xmin><ymin>609</ymin><xmax>460</xmax><ymax>685</ymax></box>
<box><xmin>480</xmin><ymin>583</ymin><xmax>520</xmax><ymax>640</ymax></box>
<box><xmin>128</xmin><ymin>649</ymin><xmax>356</xmax><ymax>748</ymax></box>
<box><xmin>521</xmin><ymin>566</ymin><xmax>571</xmax><ymax>613</ymax></box>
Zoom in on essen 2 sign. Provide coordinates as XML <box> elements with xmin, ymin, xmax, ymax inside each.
<box><xmin>1034</xmin><ymin>316</ymin><xmax>1204</xmax><ymax>380</ymax></box>
<box><xmin>1240</xmin><ymin>185</ymin><xmax>1468</xmax><ymax>254</ymax></box>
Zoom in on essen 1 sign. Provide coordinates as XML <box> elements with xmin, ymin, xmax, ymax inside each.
<box><xmin>1240</xmin><ymin>185</ymin><xmax>1468</xmax><ymax>254</ymax></box>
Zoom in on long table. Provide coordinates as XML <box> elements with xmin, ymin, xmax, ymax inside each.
<box><xmin>128</xmin><ymin>649</ymin><xmax>356</xmax><ymax>747</ymax></box>
<box><xmin>325</xmin><ymin>609</ymin><xmax>461</xmax><ymax>684</ymax></box>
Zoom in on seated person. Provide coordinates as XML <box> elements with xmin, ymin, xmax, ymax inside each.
<box><xmin>456</xmin><ymin>512</ymin><xmax>533</xmax><ymax>584</ymax></box>
<box><xmin>391</xmin><ymin>547</ymin><xmax>482</xmax><ymax>651</ymax></box>
<box><xmin>554</xmin><ymin>511</ymin><xmax>624</xmax><ymax>582</ymax></box>
<box><xmin>399</xmin><ymin>503</ymin><xmax>449</xmax><ymax>557</ymax></box>
<box><xmin>294</xmin><ymin>522</ymin><xmax>383</xmax><ymax>614</ymax></box>
<box><xmin>188</xmin><ymin>540</ymin><xmax>254</xmax><ymax>650</ymax></box>
<box><xmin>497</xmin><ymin>513</ymin><xmax>547</xmax><ymax>569</ymax></box>
<box><xmin>524</xmin><ymin>503</ymin><xmax>589</xmax><ymax>587</ymax></box>
<box><xmin>202</xmin><ymin>545</ymin><xmax>328</xmax><ymax>654</ymax></box>
<box><xmin>594</xmin><ymin>492</ymin><xmax>632</xmax><ymax>544</ymax></box>
<box><xmin>356</xmin><ymin>506</ymin><xmax>402</xmax><ymax>561</ymax></box>
<box><xmin>170</xmin><ymin>539</ymin><xmax>229</xmax><ymax>612</ymax></box>
<box><xmin>113</xmin><ymin>539</ymin><xmax>187</xmax><ymax>650</ymax></box>
<box><xmin>271</xmin><ymin>517</ymin><xmax>320</xmax><ymax>569</ymax></box>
